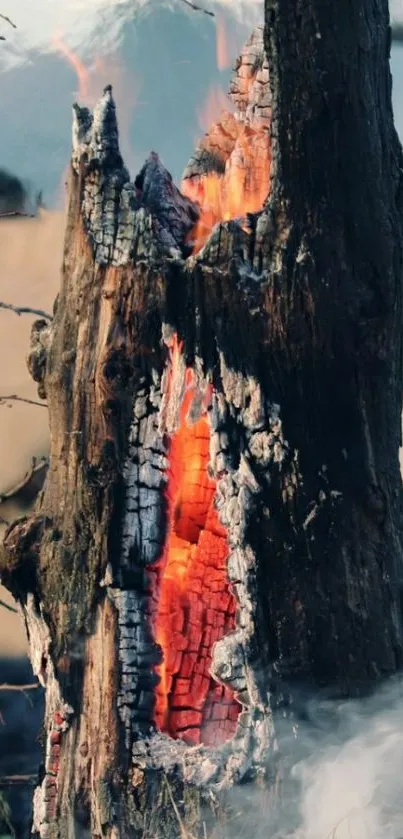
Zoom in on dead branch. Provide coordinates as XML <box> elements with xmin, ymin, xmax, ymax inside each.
<box><xmin>179</xmin><ymin>0</ymin><xmax>214</xmax><ymax>16</ymax></box>
<box><xmin>0</xmin><ymin>394</ymin><xmax>47</xmax><ymax>408</ymax></box>
<box><xmin>0</xmin><ymin>456</ymin><xmax>49</xmax><ymax>504</ymax></box>
<box><xmin>0</xmin><ymin>599</ymin><xmax>17</xmax><ymax>614</ymax></box>
<box><xmin>0</xmin><ymin>12</ymin><xmax>16</xmax><ymax>40</ymax></box>
<box><xmin>0</xmin><ymin>683</ymin><xmax>39</xmax><ymax>692</ymax></box>
<box><xmin>0</xmin><ymin>211</ymin><xmax>35</xmax><ymax>219</ymax></box>
<box><xmin>0</xmin><ymin>775</ymin><xmax>37</xmax><ymax>786</ymax></box>
<box><xmin>0</xmin><ymin>683</ymin><xmax>39</xmax><ymax>710</ymax></box>
<box><xmin>0</xmin><ymin>14</ymin><xmax>16</xmax><ymax>29</ymax></box>
<box><xmin>0</xmin><ymin>301</ymin><xmax>52</xmax><ymax>320</ymax></box>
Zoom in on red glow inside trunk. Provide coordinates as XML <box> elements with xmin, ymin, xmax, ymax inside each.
<box><xmin>154</xmin><ymin>342</ymin><xmax>240</xmax><ymax>745</ymax></box>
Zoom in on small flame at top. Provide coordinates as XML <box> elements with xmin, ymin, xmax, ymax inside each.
<box><xmin>52</xmin><ymin>34</ymin><xmax>93</xmax><ymax>103</ymax></box>
<box><xmin>51</xmin><ymin>35</ymin><xmax>146</xmax><ymax>178</ymax></box>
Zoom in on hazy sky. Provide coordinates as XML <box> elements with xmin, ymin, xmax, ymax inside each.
<box><xmin>0</xmin><ymin>0</ymin><xmax>257</xmax><ymax>200</ymax></box>
<box><xmin>0</xmin><ymin>0</ymin><xmax>262</xmax><ymax>67</ymax></box>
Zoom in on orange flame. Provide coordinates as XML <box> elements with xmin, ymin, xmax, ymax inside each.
<box><xmin>52</xmin><ymin>35</ymin><xmax>145</xmax><ymax>175</ymax></box>
<box><xmin>182</xmin><ymin>131</ymin><xmax>270</xmax><ymax>253</ymax></box>
<box><xmin>216</xmin><ymin>13</ymin><xmax>231</xmax><ymax>71</ymax></box>
<box><xmin>154</xmin><ymin>338</ymin><xmax>240</xmax><ymax>746</ymax></box>
<box><xmin>52</xmin><ymin>34</ymin><xmax>92</xmax><ymax>101</ymax></box>
<box><xmin>197</xmin><ymin>84</ymin><xmax>232</xmax><ymax>134</ymax></box>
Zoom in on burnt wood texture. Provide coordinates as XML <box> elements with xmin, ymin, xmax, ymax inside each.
<box><xmin>1</xmin><ymin>1</ymin><xmax>403</xmax><ymax>836</ymax></box>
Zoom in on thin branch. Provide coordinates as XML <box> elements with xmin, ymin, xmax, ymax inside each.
<box><xmin>0</xmin><ymin>456</ymin><xmax>49</xmax><ymax>504</ymax></box>
<box><xmin>0</xmin><ymin>211</ymin><xmax>35</xmax><ymax>219</ymax></box>
<box><xmin>0</xmin><ymin>14</ymin><xmax>16</xmax><ymax>29</ymax></box>
<box><xmin>179</xmin><ymin>0</ymin><xmax>215</xmax><ymax>16</ymax></box>
<box><xmin>0</xmin><ymin>683</ymin><xmax>39</xmax><ymax>709</ymax></box>
<box><xmin>0</xmin><ymin>300</ymin><xmax>52</xmax><ymax>320</ymax></box>
<box><xmin>0</xmin><ymin>775</ymin><xmax>37</xmax><ymax>786</ymax></box>
<box><xmin>0</xmin><ymin>394</ymin><xmax>47</xmax><ymax>408</ymax></box>
<box><xmin>164</xmin><ymin>776</ymin><xmax>197</xmax><ymax>839</ymax></box>
<box><xmin>0</xmin><ymin>12</ymin><xmax>16</xmax><ymax>41</ymax></box>
<box><xmin>0</xmin><ymin>684</ymin><xmax>39</xmax><ymax>691</ymax></box>
<box><xmin>0</xmin><ymin>599</ymin><xmax>17</xmax><ymax>614</ymax></box>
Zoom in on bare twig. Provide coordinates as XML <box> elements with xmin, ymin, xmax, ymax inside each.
<box><xmin>0</xmin><ymin>394</ymin><xmax>47</xmax><ymax>408</ymax></box>
<box><xmin>0</xmin><ymin>599</ymin><xmax>17</xmax><ymax>614</ymax></box>
<box><xmin>0</xmin><ymin>300</ymin><xmax>52</xmax><ymax>320</ymax></box>
<box><xmin>0</xmin><ymin>211</ymin><xmax>35</xmax><ymax>218</ymax></box>
<box><xmin>0</xmin><ymin>683</ymin><xmax>40</xmax><ymax>709</ymax></box>
<box><xmin>0</xmin><ymin>14</ymin><xmax>16</xmax><ymax>29</ymax></box>
<box><xmin>179</xmin><ymin>0</ymin><xmax>214</xmax><ymax>16</ymax></box>
<box><xmin>0</xmin><ymin>456</ymin><xmax>48</xmax><ymax>504</ymax></box>
<box><xmin>0</xmin><ymin>684</ymin><xmax>39</xmax><ymax>691</ymax></box>
<box><xmin>0</xmin><ymin>775</ymin><xmax>37</xmax><ymax>786</ymax></box>
<box><xmin>0</xmin><ymin>12</ymin><xmax>16</xmax><ymax>41</ymax></box>
<box><xmin>163</xmin><ymin>776</ymin><xmax>197</xmax><ymax>839</ymax></box>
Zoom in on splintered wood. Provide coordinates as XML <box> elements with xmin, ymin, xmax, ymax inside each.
<box><xmin>154</xmin><ymin>365</ymin><xmax>240</xmax><ymax>745</ymax></box>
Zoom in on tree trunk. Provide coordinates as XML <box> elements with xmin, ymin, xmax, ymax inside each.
<box><xmin>2</xmin><ymin>1</ymin><xmax>403</xmax><ymax>837</ymax></box>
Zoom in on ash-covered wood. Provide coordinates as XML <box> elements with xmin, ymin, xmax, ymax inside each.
<box><xmin>72</xmin><ymin>88</ymin><xmax>199</xmax><ymax>264</ymax></box>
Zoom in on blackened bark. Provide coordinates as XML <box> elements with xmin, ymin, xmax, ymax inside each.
<box><xmin>1</xmin><ymin>2</ymin><xmax>403</xmax><ymax>837</ymax></box>
<box><xmin>260</xmin><ymin>0</ymin><xmax>403</xmax><ymax>690</ymax></box>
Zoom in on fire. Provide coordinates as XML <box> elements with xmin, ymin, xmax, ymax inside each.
<box><xmin>52</xmin><ymin>35</ymin><xmax>92</xmax><ymax>102</ymax></box>
<box><xmin>216</xmin><ymin>13</ymin><xmax>230</xmax><ymax>71</ymax></box>
<box><xmin>182</xmin><ymin>26</ymin><xmax>270</xmax><ymax>253</ymax></box>
<box><xmin>52</xmin><ymin>36</ymin><xmax>145</xmax><ymax>175</ymax></box>
<box><xmin>154</xmin><ymin>340</ymin><xmax>240</xmax><ymax>746</ymax></box>
<box><xmin>196</xmin><ymin>85</ymin><xmax>233</xmax><ymax>134</ymax></box>
<box><xmin>182</xmin><ymin>133</ymin><xmax>270</xmax><ymax>253</ymax></box>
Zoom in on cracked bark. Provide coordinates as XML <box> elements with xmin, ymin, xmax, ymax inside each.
<box><xmin>1</xmin><ymin>1</ymin><xmax>403</xmax><ymax>837</ymax></box>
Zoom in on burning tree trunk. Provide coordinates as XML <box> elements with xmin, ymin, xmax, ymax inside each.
<box><xmin>2</xmin><ymin>1</ymin><xmax>403</xmax><ymax>837</ymax></box>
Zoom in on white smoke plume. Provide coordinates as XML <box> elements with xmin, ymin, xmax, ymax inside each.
<box><xmin>224</xmin><ymin>681</ymin><xmax>403</xmax><ymax>839</ymax></box>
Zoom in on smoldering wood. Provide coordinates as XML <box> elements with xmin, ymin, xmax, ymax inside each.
<box><xmin>1</xmin><ymin>1</ymin><xmax>403</xmax><ymax>838</ymax></box>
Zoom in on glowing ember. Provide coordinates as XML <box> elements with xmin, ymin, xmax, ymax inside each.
<box><xmin>154</xmin><ymin>341</ymin><xmax>240</xmax><ymax>746</ymax></box>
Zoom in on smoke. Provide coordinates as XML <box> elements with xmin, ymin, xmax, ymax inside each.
<box><xmin>216</xmin><ymin>681</ymin><xmax>403</xmax><ymax>839</ymax></box>
<box><xmin>0</xmin><ymin>0</ymin><xmax>263</xmax><ymax>68</ymax></box>
<box><xmin>289</xmin><ymin>684</ymin><xmax>403</xmax><ymax>839</ymax></box>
